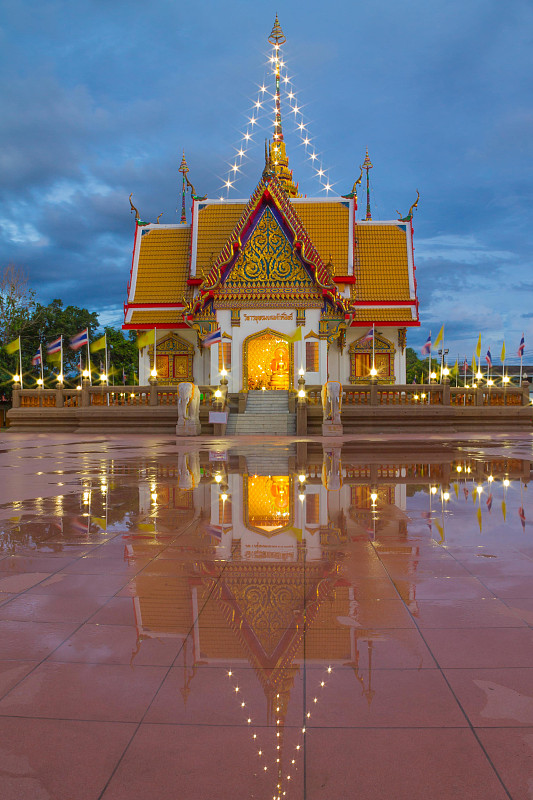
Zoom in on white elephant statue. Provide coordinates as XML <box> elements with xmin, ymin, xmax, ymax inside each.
<box><xmin>177</xmin><ymin>452</ymin><xmax>201</xmax><ymax>490</ymax></box>
<box><xmin>321</xmin><ymin>447</ymin><xmax>343</xmax><ymax>490</ymax></box>
<box><xmin>321</xmin><ymin>381</ymin><xmax>342</xmax><ymax>425</ymax></box>
<box><xmin>176</xmin><ymin>382</ymin><xmax>201</xmax><ymax>435</ymax></box>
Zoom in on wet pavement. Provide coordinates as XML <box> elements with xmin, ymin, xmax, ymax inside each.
<box><xmin>1</xmin><ymin>431</ymin><xmax>533</xmax><ymax>798</ymax></box>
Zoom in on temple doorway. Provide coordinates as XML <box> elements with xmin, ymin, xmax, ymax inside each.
<box><xmin>243</xmin><ymin>329</ymin><xmax>292</xmax><ymax>391</ymax></box>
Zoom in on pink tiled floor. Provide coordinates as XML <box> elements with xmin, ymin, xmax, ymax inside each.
<box><xmin>0</xmin><ymin>431</ymin><xmax>532</xmax><ymax>798</ymax></box>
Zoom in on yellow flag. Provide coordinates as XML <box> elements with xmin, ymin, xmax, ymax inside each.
<box><xmin>475</xmin><ymin>334</ymin><xmax>481</xmax><ymax>358</ymax></box>
<box><xmin>434</xmin><ymin>325</ymin><xmax>444</xmax><ymax>348</ymax></box>
<box><xmin>288</xmin><ymin>328</ymin><xmax>302</xmax><ymax>343</ymax></box>
<box><xmin>136</xmin><ymin>330</ymin><xmax>155</xmax><ymax>350</ymax></box>
<box><xmin>453</xmin><ymin>482</ymin><xmax>459</xmax><ymax>498</ymax></box>
<box><xmin>4</xmin><ymin>337</ymin><xmax>20</xmax><ymax>355</ymax></box>
<box><xmin>476</xmin><ymin>507</ymin><xmax>482</xmax><ymax>532</ymax></box>
<box><xmin>501</xmin><ymin>341</ymin><xmax>506</xmax><ymax>362</ymax></box>
<box><xmin>502</xmin><ymin>500</ymin><xmax>507</xmax><ymax>522</ymax></box>
<box><xmin>435</xmin><ymin>520</ymin><xmax>445</xmax><ymax>543</ymax></box>
<box><xmin>471</xmin><ymin>353</ymin><xmax>476</xmax><ymax>374</ymax></box>
<box><xmin>451</xmin><ymin>359</ymin><xmax>458</xmax><ymax>375</ymax></box>
<box><xmin>91</xmin><ymin>516</ymin><xmax>107</xmax><ymax>530</ymax></box>
<box><xmin>90</xmin><ymin>335</ymin><xmax>106</xmax><ymax>353</ymax></box>
<box><xmin>138</xmin><ymin>522</ymin><xmax>156</xmax><ymax>532</ymax></box>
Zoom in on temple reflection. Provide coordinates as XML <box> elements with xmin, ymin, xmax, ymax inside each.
<box><xmin>0</xmin><ymin>444</ymin><xmax>530</xmax><ymax>799</ymax></box>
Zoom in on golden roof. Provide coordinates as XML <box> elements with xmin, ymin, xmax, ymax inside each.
<box><xmin>292</xmin><ymin>202</ymin><xmax>350</xmax><ymax>275</ymax></box>
<box><xmin>352</xmin><ymin>224</ymin><xmax>411</xmax><ymax>301</ymax></box>
<box><xmin>133</xmin><ymin>228</ymin><xmax>190</xmax><ymax>304</ymax></box>
<box><xmin>127</xmin><ymin>310</ymin><xmax>183</xmax><ymax>325</ymax></box>
<box><xmin>353</xmin><ymin>307</ymin><xmax>416</xmax><ymax>321</ymax></box>
<box><xmin>195</xmin><ymin>203</ymin><xmax>246</xmax><ymax>274</ymax></box>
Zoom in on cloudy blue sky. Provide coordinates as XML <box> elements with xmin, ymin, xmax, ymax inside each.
<box><xmin>1</xmin><ymin>0</ymin><xmax>532</xmax><ymax>363</ymax></box>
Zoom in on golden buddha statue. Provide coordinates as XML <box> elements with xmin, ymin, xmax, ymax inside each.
<box><xmin>269</xmin><ymin>346</ymin><xmax>289</xmax><ymax>389</ymax></box>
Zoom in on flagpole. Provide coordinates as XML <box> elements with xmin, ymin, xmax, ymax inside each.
<box><xmin>18</xmin><ymin>337</ymin><xmax>23</xmax><ymax>389</ymax></box>
<box><xmin>60</xmin><ymin>335</ymin><xmax>63</xmax><ymax>385</ymax></box>
<box><xmin>40</xmin><ymin>344</ymin><xmax>44</xmax><ymax>385</ymax></box>
<box><xmin>372</xmin><ymin>323</ymin><xmax>375</xmax><ymax>371</ymax></box>
<box><xmin>428</xmin><ymin>330</ymin><xmax>431</xmax><ymax>388</ymax></box>
<box><xmin>154</xmin><ymin>327</ymin><xmax>157</xmax><ymax>378</ymax></box>
<box><xmin>87</xmin><ymin>338</ymin><xmax>92</xmax><ymax>385</ymax></box>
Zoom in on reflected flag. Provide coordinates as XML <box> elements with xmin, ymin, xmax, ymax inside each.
<box><xmin>502</xmin><ymin>500</ymin><xmax>507</xmax><ymax>522</ymax></box>
<box><xmin>476</xmin><ymin>507</ymin><xmax>482</xmax><ymax>532</ymax></box>
<box><xmin>288</xmin><ymin>328</ymin><xmax>303</xmax><ymax>343</ymax></box>
<box><xmin>71</xmin><ymin>517</ymin><xmax>89</xmax><ymax>536</ymax></box>
<box><xmin>420</xmin><ymin>511</ymin><xmax>432</xmax><ymax>530</ymax></box>
<box><xmin>486</xmin><ymin>493</ymin><xmax>493</xmax><ymax>513</ymax></box>
<box><xmin>70</xmin><ymin>328</ymin><xmax>89</xmax><ymax>351</ymax></box>
<box><xmin>519</xmin><ymin>506</ymin><xmax>526</xmax><ymax>531</ymax></box>
<box><xmin>518</xmin><ymin>334</ymin><xmax>525</xmax><ymax>358</ymax></box>
<box><xmin>91</xmin><ymin>516</ymin><xmax>107</xmax><ymax>531</ymax></box>
<box><xmin>485</xmin><ymin>348</ymin><xmax>492</xmax><ymax>368</ymax></box>
<box><xmin>206</xmin><ymin>524</ymin><xmax>223</xmax><ymax>541</ymax></box>
<box><xmin>421</xmin><ymin>333</ymin><xmax>431</xmax><ymax>356</ymax></box>
<box><xmin>32</xmin><ymin>345</ymin><xmax>42</xmax><ymax>366</ymax></box>
<box><xmin>434</xmin><ymin>520</ymin><xmax>444</xmax><ymax>543</ymax></box>
<box><xmin>463</xmin><ymin>488</ymin><xmax>469</xmax><ymax>500</ymax></box>
<box><xmin>202</xmin><ymin>328</ymin><xmax>222</xmax><ymax>347</ymax></box>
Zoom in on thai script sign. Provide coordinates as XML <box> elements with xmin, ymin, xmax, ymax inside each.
<box><xmin>242</xmin><ymin>313</ymin><xmax>294</xmax><ymax>322</ymax></box>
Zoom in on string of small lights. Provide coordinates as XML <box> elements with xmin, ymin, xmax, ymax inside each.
<box><xmin>220</xmin><ymin>18</ymin><xmax>334</xmax><ymax>198</ymax></box>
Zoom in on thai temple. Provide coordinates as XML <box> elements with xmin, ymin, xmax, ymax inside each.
<box><xmin>123</xmin><ymin>16</ymin><xmax>420</xmax><ymax>390</ymax></box>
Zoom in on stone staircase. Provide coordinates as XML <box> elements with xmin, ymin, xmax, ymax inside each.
<box><xmin>225</xmin><ymin>390</ymin><xmax>296</xmax><ymax>435</ymax></box>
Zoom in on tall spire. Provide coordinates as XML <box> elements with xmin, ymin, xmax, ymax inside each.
<box><xmin>362</xmin><ymin>148</ymin><xmax>373</xmax><ymax>220</ymax></box>
<box><xmin>267</xmin><ymin>16</ymin><xmax>299</xmax><ymax>197</ymax></box>
<box><xmin>178</xmin><ymin>151</ymin><xmax>189</xmax><ymax>223</ymax></box>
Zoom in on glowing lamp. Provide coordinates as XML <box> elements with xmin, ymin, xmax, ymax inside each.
<box><xmin>488</xmin><ymin>475</ymin><xmax>494</xmax><ymax>482</ymax></box>
<box><xmin>220</xmin><ymin>493</ymin><xmax>228</xmax><ymax>502</ymax></box>
<box><xmin>214</xmin><ymin>474</ymin><xmax>222</xmax><ymax>483</ymax></box>
<box><xmin>442</xmin><ymin>491</ymin><xmax>450</xmax><ymax>501</ymax></box>
<box><xmin>298</xmin><ymin>389</ymin><xmax>305</xmax><ymax>398</ymax></box>
<box><xmin>214</xmin><ymin>389</ymin><xmax>222</xmax><ymax>398</ymax></box>
<box><xmin>476</xmin><ymin>485</ymin><xmax>483</xmax><ymax>494</ymax></box>
<box><xmin>298</xmin><ymin>368</ymin><xmax>305</xmax><ymax>376</ymax></box>
<box><xmin>370</xmin><ymin>367</ymin><xmax>378</xmax><ymax>377</ymax></box>
<box><xmin>82</xmin><ymin>369</ymin><xmax>90</xmax><ymax>378</ymax></box>
<box><xmin>261</xmin><ymin>386</ymin><xmax>266</xmax><ymax>391</ymax></box>
<box><xmin>502</xmin><ymin>375</ymin><xmax>510</xmax><ymax>384</ymax></box>
<box><xmin>100</xmin><ymin>373</ymin><xmax>107</xmax><ymax>382</ymax></box>
<box><xmin>76</xmin><ymin>385</ymin><xmax>82</xmax><ymax>391</ymax></box>
<box><xmin>421</xmin><ymin>393</ymin><xmax>427</xmax><ymax>399</ymax></box>
<box><xmin>220</xmin><ymin>368</ymin><xmax>227</xmax><ymax>377</ymax></box>
<box><xmin>151</xmin><ymin>492</ymin><xmax>157</xmax><ymax>502</ymax></box>
<box><xmin>36</xmin><ymin>378</ymin><xmax>43</xmax><ymax>386</ymax></box>
<box><xmin>13</xmin><ymin>373</ymin><xmax>20</xmax><ymax>382</ymax></box>
<box><xmin>370</xmin><ymin>492</ymin><xmax>378</xmax><ymax>503</ymax></box>
<box><xmin>442</xmin><ymin>367</ymin><xmax>450</xmax><ymax>377</ymax></box>
<box><xmin>503</xmin><ymin>478</ymin><xmax>510</xmax><ymax>487</ymax></box>
<box><xmin>299</xmin><ymin>492</ymin><xmax>305</xmax><ymax>501</ymax></box>
<box><xmin>456</xmin><ymin>465</ymin><xmax>462</xmax><ymax>472</ymax></box>
<box><xmin>298</xmin><ymin>474</ymin><xmax>306</xmax><ymax>483</ymax></box>
<box><xmin>430</xmin><ymin>486</ymin><xmax>437</xmax><ymax>495</ymax></box>
<box><xmin>476</xmin><ymin>371</ymin><xmax>483</xmax><ymax>380</ymax></box>
<box><xmin>150</xmin><ymin>368</ymin><xmax>157</xmax><ymax>378</ymax></box>
<box><xmin>430</xmin><ymin>371</ymin><xmax>437</xmax><ymax>380</ymax></box>
<box><xmin>57</xmin><ymin>373</ymin><xmax>63</xmax><ymax>383</ymax></box>
<box><xmin>487</xmin><ymin>379</ymin><xmax>494</xmax><ymax>386</ymax></box>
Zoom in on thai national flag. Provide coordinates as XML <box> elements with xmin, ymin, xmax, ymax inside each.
<box><xmin>70</xmin><ymin>328</ymin><xmax>89</xmax><ymax>351</ymax></box>
<box><xmin>47</xmin><ymin>337</ymin><xmax>62</xmax><ymax>355</ymax></box>
<box><xmin>518</xmin><ymin>334</ymin><xmax>525</xmax><ymax>358</ymax></box>
<box><xmin>32</xmin><ymin>345</ymin><xmax>42</xmax><ymax>366</ymax></box>
<box><xmin>421</xmin><ymin>334</ymin><xmax>431</xmax><ymax>356</ymax></box>
<box><xmin>361</xmin><ymin>328</ymin><xmax>374</xmax><ymax>343</ymax></box>
<box><xmin>202</xmin><ymin>328</ymin><xmax>222</xmax><ymax>348</ymax></box>
<box><xmin>206</xmin><ymin>524</ymin><xmax>223</xmax><ymax>541</ymax></box>
<box><xmin>462</xmin><ymin>358</ymin><xmax>468</xmax><ymax>374</ymax></box>
<box><xmin>519</xmin><ymin>506</ymin><xmax>526</xmax><ymax>531</ymax></box>
<box><xmin>485</xmin><ymin>349</ymin><xmax>492</xmax><ymax>368</ymax></box>
<box><xmin>486</xmin><ymin>494</ymin><xmax>493</xmax><ymax>513</ymax></box>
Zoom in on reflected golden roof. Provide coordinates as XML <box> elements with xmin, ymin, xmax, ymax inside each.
<box><xmin>292</xmin><ymin>202</ymin><xmax>350</xmax><ymax>275</ymax></box>
<box><xmin>128</xmin><ymin>310</ymin><xmax>184</xmax><ymax>325</ymax></box>
<box><xmin>352</xmin><ymin>224</ymin><xmax>411</xmax><ymax>301</ymax></box>
<box><xmin>195</xmin><ymin>204</ymin><xmax>247</xmax><ymax>274</ymax></box>
<box><xmin>353</xmin><ymin>307</ymin><xmax>416</xmax><ymax>321</ymax></box>
<box><xmin>133</xmin><ymin>228</ymin><xmax>191</xmax><ymax>303</ymax></box>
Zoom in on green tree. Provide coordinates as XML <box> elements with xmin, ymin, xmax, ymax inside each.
<box><xmin>105</xmin><ymin>328</ymin><xmax>138</xmax><ymax>385</ymax></box>
<box><xmin>405</xmin><ymin>347</ymin><xmax>441</xmax><ymax>383</ymax></box>
<box><xmin>0</xmin><ymin>265</ymin><xmax>38</xmax><ymax>396</ymax></box>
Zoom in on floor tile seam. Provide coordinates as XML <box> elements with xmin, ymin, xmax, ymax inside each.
<box><xmin>433</xmin><ymin>542</ymin><xmax>528</xmax><ymax>601</ymax></box>
<box><xmin>96</xmin><ymin>543</ymin><xmax>241</xmax><ymax>800</ymax></box>
<box><xmin>499</xmin><ymin>597</ymin><xmax>533</xmax><ymax>629</ymax></box>
<box><xmin>373</xmin><ymin>543</ymin><xmax>514</xmax><ymax>800</ymax></box>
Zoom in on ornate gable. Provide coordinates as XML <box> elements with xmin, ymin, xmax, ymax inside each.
<box><xmin>184</xmin><ymin>172</ymin><xmax>351</xmax><ymax>319</ymax></box>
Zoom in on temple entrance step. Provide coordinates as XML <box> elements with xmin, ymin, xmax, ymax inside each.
<box><xmin>225</xmin><ymin>412</ymin><xmax>296</xmax><ymax>435</ymax></box>
<box><xmin>245</xmin><ymin>390</ymin><xmax>290</xmax><ymax>413</ymax></box>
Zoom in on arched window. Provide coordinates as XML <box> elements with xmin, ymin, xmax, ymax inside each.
<box><xmin>349</xmin><ymin>333</ymin><xmax>395</xmax><ymax>384</ymax></box>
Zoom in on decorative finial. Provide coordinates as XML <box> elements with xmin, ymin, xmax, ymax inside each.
<box><xmin>129</xmin><ymin>194</ymin><xmax>146</xmax><ymax>225</ymax></box>
<box><xmin>361</xmin><ymin>148</ymin><xmax>373</xmax><ymax>220</ymax></box>
<box><xmin>396</xmin><ymin>189</ymin><xmax>420</xmax><ymax>222</ymax></box>
<box><xmin>342</xmin><ymin>166</ymin><xmax>363</xmax><ymax>201</ymax></box>
<box><xmin>268</xmin><ymin>14</ymin><xmax>286</xmax><ymax>45</ymax></box>
<box><xmin>179</xmin><ymin>150</ymin><xmax>189</xmax><ymax>223</ymax></box>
